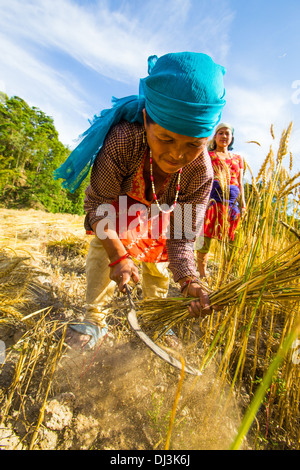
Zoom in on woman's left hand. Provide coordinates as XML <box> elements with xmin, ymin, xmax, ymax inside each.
<box><xmin>182</xmin><ymin>282</ymin><xmax>212</xmax><ymax>318</ymax></box>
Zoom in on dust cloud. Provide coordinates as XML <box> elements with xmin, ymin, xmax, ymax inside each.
<box><xmin>51</xmin><ymin>336</ymin><xmax>242</xmax><ymax>450</ymax></box>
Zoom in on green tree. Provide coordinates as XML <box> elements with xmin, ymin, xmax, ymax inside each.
<box><xmin>0</xmin><ymin>94</ymin><xmax>86</xmax><ymax>214</ymax></box>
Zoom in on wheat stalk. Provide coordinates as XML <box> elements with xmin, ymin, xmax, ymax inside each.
<box><xmin>270</xmin><ymin>124</ymin><xmax>275</xmax><ymax>140</ymax></box>
<box><xmin>289</xmin><ymin>152</ymin><xmax>293</xmax><ymax>172</ymax></box>
<box><xmin>276</xmin><ymin>170</ymin><xmax>300</xmax><ymax>199</ymax></box>
<box><xmin>256</xmin><ymin>146</ymin><xmax>274</xmax><ymax>184</ymax></box>
<box><xmin>277</xmin><ymin>182</ymin><xmax>300</xmax><ymax>201</ymax></box>
<box><xmin>277</xmin><ymin>122</ymin><xmax>293</xmax><ymax>163</ymax></box>
<box><xmin>137</xmin><ymin>242</ymin><xmax>300</xmax><ymax>336</ymax></box>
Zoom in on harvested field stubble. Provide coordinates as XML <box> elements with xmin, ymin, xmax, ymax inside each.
<box><xmin>0</xmin><ymin>124</ymin><xmax>300</xmax><ymax>450</ymax></box>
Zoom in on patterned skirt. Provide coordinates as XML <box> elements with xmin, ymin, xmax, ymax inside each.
<box><xmin>204</xmin><ymin>200</ymin><xmax>240</xmax><ymax>241</ymax></box>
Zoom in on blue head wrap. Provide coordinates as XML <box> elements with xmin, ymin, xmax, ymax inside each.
<box><xmin>141</xmin><ymin>52</ymin><xmax>226</xmax><ymax>137</ymax></box>
<box><xmin>54</xmin><ymin>52</ymin><xmax>226</xmax><ymax>192</ymax></box>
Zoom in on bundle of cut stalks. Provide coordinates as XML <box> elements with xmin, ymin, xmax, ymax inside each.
<box><xmin>137</xmin><ymin>241</ymin><xmax>300</xmax><ymax>337</ymax></box>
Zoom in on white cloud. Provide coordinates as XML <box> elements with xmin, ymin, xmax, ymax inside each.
<box><xmin>0</xmin><ymin>0</ymin><xmax>161</xmax><ymax>82</ymax></box>
<box><xmin>0</xmin><ymin>0</ymin><xmax>233</xmax><ymax>82</ymax></box>
<box><xmin>223</xmin><ymin>84</ymin><xmax>298</xmax><ymax>177</ymax></box>
<box><xmin>0</xmin><ymin>34</ymin><xmax>85</xmax><ymax>111</ymax></box>
<box><xmin>0</xmin><ymin>81</ymin><xmax>6</xmax><ymax>93</ymax></box>
<box><xmin>0</xmin><ymin>0</ymin><xmax>235</xmax><ymax>147</ymax></box>
<box><xmin>0</xmin><ymin>31</ymin><xmax>90</xmax><ymax>145</ymax></box>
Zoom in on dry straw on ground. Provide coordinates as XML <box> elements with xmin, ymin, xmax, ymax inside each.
<box><xmin>0</xmin><ymin>123</ymin><xmax>300</xmax><ymax>450</ymax></box>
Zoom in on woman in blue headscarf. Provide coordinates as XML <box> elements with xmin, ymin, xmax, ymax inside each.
<box><xmin>54</xmin><ymin>52</ymin><xmax>226</xmax><ymax>350</ymax></box>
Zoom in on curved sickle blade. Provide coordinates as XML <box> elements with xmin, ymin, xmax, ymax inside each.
<box><xmin>125</xmin><ymin>286</ymin><xmax>201</xmax><ymax>376</ymax></box>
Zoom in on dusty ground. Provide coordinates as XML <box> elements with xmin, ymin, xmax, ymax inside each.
<box><xmin>0</xmin><ymin>208</ymin><xmax>244</xmax><ymax>450</ymax></box>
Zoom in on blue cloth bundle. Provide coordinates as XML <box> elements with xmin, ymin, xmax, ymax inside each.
<box><xmin>210</xmin><ymin>180</ymin><xmax>240</xmax><ymax>221</ymax></box>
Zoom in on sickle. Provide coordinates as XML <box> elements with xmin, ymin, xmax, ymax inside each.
<box><xmin>125</xmin><ymin>285</ymin><xmax>201</xmax><ymax>376</ymax></box>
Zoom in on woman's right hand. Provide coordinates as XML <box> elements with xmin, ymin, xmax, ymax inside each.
<box><xmin>92</xmin><ymin>222</ymin><xmax>140</xmax><ymax>292</ymax></box>
<box><xmin>109</xmin><ymin>258</ymin><xmax>139</xmax><ymax>292</ymax></box>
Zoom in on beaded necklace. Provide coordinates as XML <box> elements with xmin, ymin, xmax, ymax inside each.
<box><xmin>149</xmin><ymin>150</ymin><xmax>182</xmax><ymax>214</ymax></box>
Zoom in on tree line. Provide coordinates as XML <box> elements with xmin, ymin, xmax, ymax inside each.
<box><xmin>0</xmin><ymin>92</ymin><xmax>86</xmax><ymax>215</ymax></box>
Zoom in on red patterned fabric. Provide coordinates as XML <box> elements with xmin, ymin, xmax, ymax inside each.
<box><xmin>83</xmin><ymin>121</ymin><xmax>213</xmax><ymax>281</ymax></box>
<box><xmin>112</xmin><ymin>149</ymin><xmax>171</xmax><ymax>262</ymax></box>
<box><xmin>204</xmin><ymin>151</ymin><xmax>243</xmax><ymax>241</ymax></box>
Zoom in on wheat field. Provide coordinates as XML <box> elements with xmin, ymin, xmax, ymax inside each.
<box><xmin>0</xmin><ymin>124</ymin><xmax>299</xmax><ymax>450</ymax></box>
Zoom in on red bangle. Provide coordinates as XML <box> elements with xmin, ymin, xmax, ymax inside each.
<box><xmin>108</xmin><ymin>253</ymin><xmax>130</xmax><ymax>267</ymax></box>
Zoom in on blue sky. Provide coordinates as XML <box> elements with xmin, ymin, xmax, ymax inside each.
<box><xmin>0</xmin><ymin>0</ymin><xmax>299</xmax><ymax>177</ymax></box>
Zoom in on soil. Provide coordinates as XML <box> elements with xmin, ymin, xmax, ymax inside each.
<box><xmin>0</xmin><ymin>208</ymin><xmax>245</xmax><ymax>451</ymax></box>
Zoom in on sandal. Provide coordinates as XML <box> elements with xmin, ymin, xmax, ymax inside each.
<box><xmin>68</xmin><ymin>321</ymin><xmax>108</xmax><ymax>351</ymax></box>
<box><xmin>163</xmin><ymin>329</ymin><xmax>182</xmax><ymax>349</ymax></box>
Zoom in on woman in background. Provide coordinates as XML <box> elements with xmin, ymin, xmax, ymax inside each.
<box><xmin>196</xmin><ymin>123</ymin><xmax>246</xmax><ymax>279</ymax></box>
